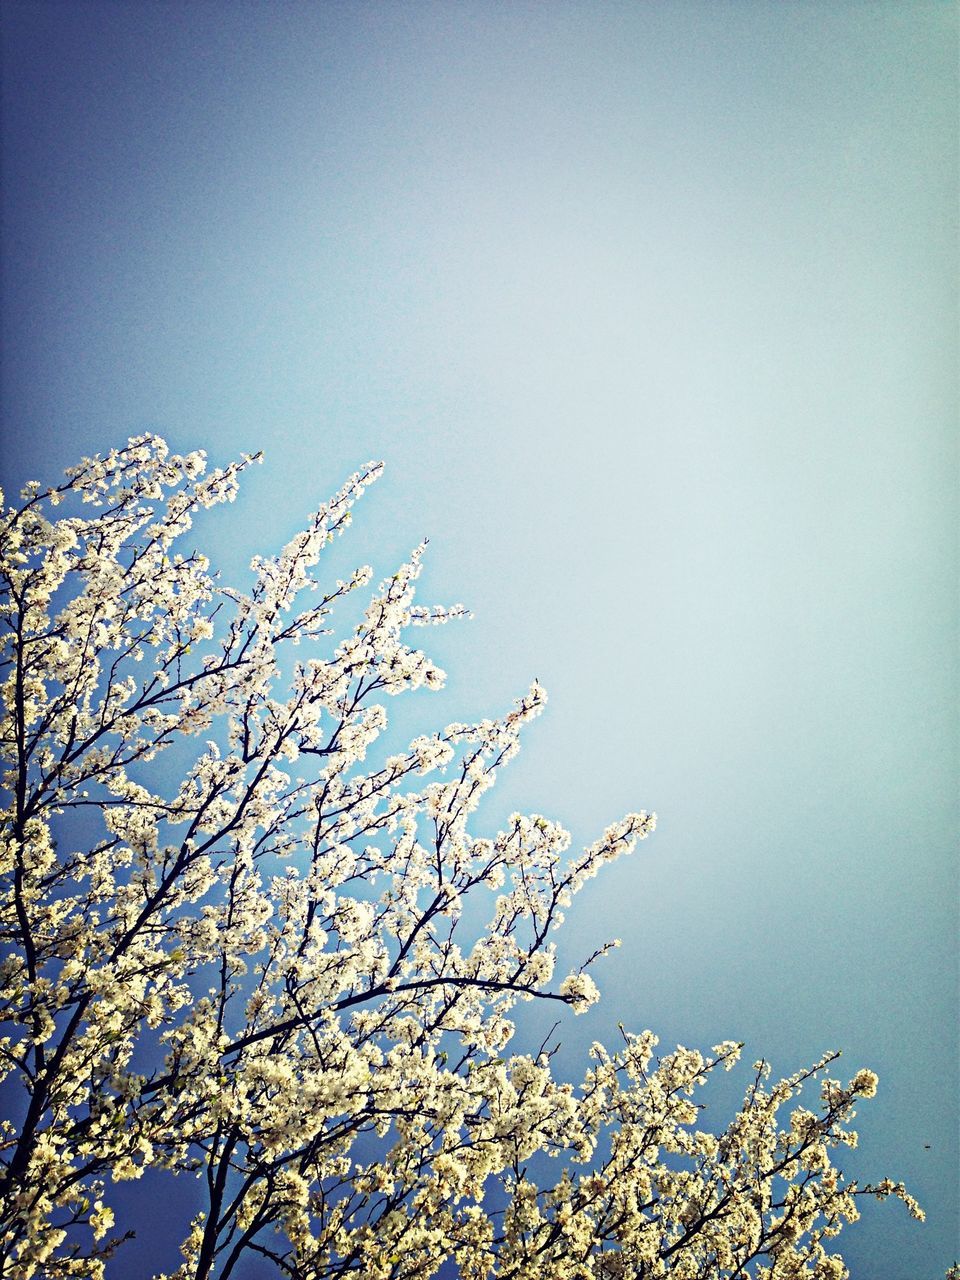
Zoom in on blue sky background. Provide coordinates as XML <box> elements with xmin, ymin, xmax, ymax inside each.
<box><xmin>1</xmin><ymin>2</ymin><xmax>956</xmax><ymax>1275</ymax></box>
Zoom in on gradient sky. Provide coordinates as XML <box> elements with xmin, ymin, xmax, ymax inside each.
<box><xmin>1</xmin><ymin>2</ymin><xmax>957</xmax><ymax>1275</ymax></box>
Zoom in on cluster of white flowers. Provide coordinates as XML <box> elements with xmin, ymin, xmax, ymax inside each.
<box><xmin>0</xmin><ymin>438</ymin><xmax>922</xmax><ymax>1280</ymax></box>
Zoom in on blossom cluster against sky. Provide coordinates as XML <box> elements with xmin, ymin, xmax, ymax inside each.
<box><xmin>1</xmin><ymin>2</ymin><xmax>956</xmax><ymax>1275</ymax></box>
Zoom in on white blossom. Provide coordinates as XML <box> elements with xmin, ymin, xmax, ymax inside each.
<box><xmin>0</xmin><ymin>437</ymin><xmax>922</xmax><ymax>1280</ymax></box>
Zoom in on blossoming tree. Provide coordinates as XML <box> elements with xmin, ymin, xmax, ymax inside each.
<box><xmin>0</xmin><ymin>437</ymin><xmax>922</xmax><ymax>1280</ymax></box>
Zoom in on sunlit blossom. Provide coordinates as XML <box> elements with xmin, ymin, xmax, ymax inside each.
<box><xmin>0</xmin><ymin>438</ymin><xmax>921</xmax><ymax>1280</ymax></box>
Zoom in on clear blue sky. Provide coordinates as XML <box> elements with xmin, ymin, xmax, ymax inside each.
<box><xmin>1</xmin><ymin>2</ymin><xmax>956</xmax><ymax>1275</ymax></box>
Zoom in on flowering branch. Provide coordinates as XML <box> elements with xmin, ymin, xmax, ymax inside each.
<box><xmin>0</xmin><ymin>436</ymin><xmax>920</xmax><ymax>1280</ymax></box>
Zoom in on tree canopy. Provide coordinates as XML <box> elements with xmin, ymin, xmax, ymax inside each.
<box><xmin>0</xmin><ymin>437</ymin><xmax>922</xmax><ymax>1279</ymax></box>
